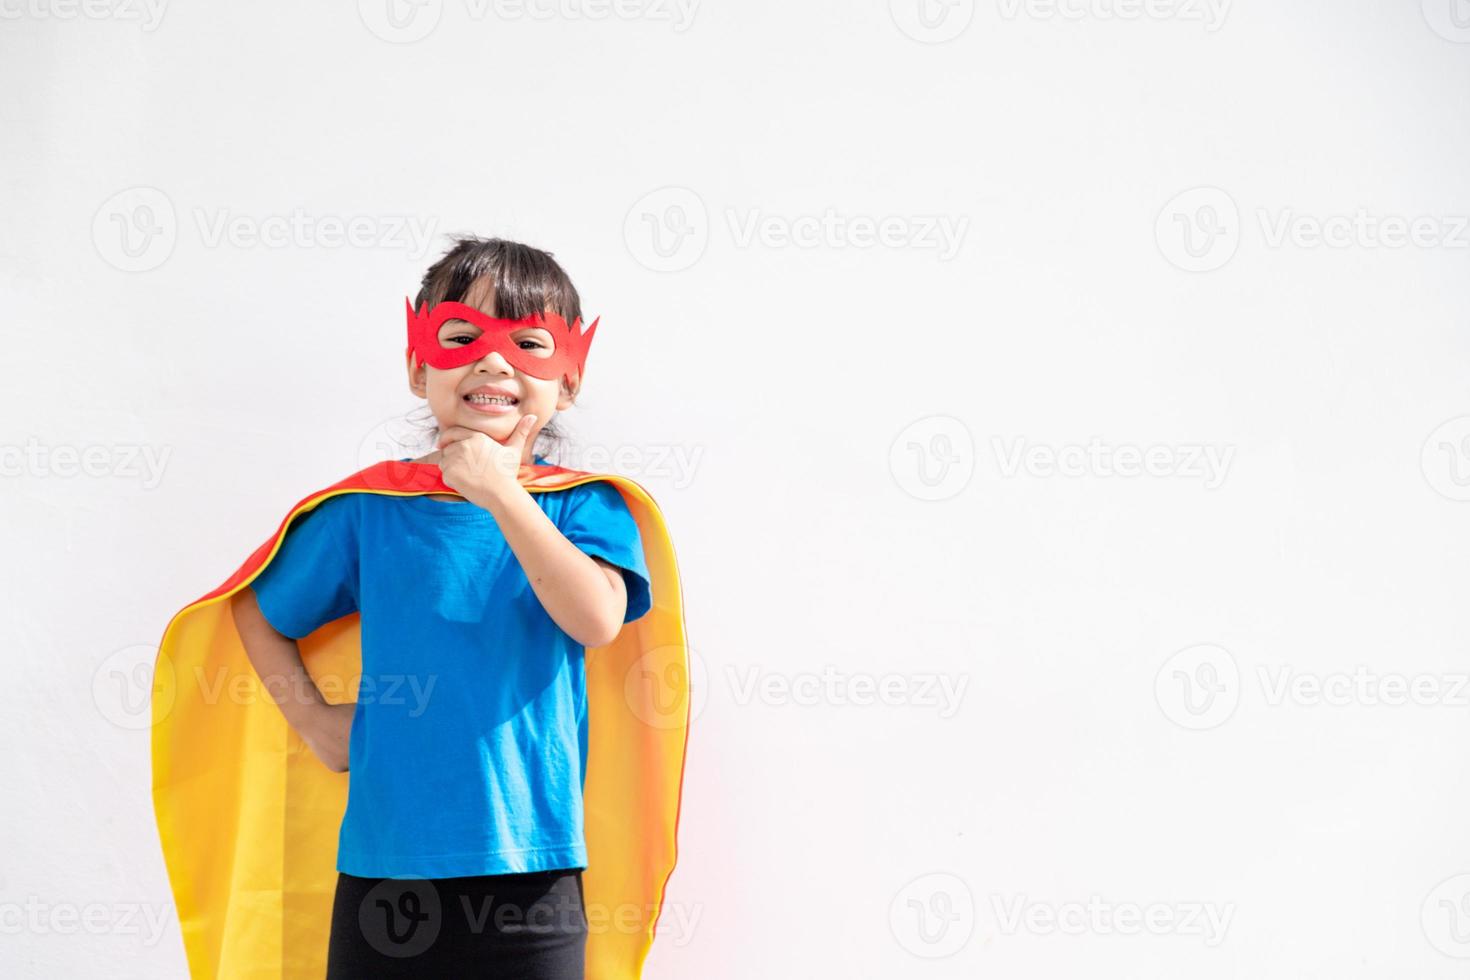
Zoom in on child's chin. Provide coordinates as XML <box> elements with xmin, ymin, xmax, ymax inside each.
<box><xmin>475</xmin><ymin>417</ymin><xmax>521</xmax><ymax>442</ymax></box>
<box><xmin>456</xmin><ymin>403</ymin><xmax>518</xmax><ymax>426</ymax></box>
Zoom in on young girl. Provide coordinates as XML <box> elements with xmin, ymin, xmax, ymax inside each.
<box><xmin>152</xmin><ymin>236</ymin><xmax>688</xmax><ymax>980</ymax></box>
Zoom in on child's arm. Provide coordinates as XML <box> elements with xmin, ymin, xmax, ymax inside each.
<box><xmin>230</xmin><ymin>588</ymin><xmax>354</xmax><ymax>773</ymax></box>
<box><xmin>477</xmin><ymin>486</ymin><xmax>629</xmax><ymax>648</ymax></box>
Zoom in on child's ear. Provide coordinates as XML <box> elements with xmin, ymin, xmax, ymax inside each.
<box><xmin>556</xmin><ymin>375</ymin><xmax>579</xmax><ymax>411</ymax></box>
<box><xmin>406</xmin><ymin>350</ymin><xmax>427</xmax><ymax>398</ymax></box>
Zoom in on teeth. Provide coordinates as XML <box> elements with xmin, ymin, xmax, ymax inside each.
<box><xmin>467</xmin><ymin>394</ymin><xmax>516</xmax><ymax>405</ymax></box>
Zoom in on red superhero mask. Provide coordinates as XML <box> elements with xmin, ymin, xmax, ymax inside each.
<box><xmin>404</xmin><ymin>298</ymin><xmax>599</xmax><ymax>388</ymax></box>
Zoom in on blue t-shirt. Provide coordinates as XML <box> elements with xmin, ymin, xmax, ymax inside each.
<box><xmin>248</xmin><ymin>456</ymin><xmax>652</xmax><ymax>878</ymax></box>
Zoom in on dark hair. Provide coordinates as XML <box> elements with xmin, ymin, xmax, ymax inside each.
<box><xmin>407</xmin><ymin>235</ymin><xmax>585</xmax><ymax>462</ymax></box>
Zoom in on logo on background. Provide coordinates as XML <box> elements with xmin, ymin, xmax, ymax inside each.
<box><xmin>1421</xmin><ymin>416</ymin><xmax>1470</xmax><ymax>501</ymax></box>
<box><xmin>1423</xmin><ymin>874</ymin><xmax>1470</xmax><ymax>957</ymax></box>
<box><xmin>1154</xmin><ymin>643</ymin><xmax>1239</xmax><ymax>730</ymax></box>
<box><xmin>889</xmin><ymin>872</ymin><xmax>975</xmax><ymax>958</ymax></box>
<box><xmin>92</xmin><ymin>644</ymin><xmax>175</xmax><ymax>731</ymax></box>
<box><xmin>92</xmin><ymin>187</ymin><xmax>177</xmax><ymax>272</ymax></box>
<box><xmin>889</xmin><ymin>0</ymin><xmax>975</xmax><ymax>43</ymax></box>
<box><xmin>624</xmin><ymin>187</ymin><xmax>709</xmax><ymax>272</ymax></box>
<box><xmin>889</xmin><ymin>415</ymin><xmax>975</xmax><ymax>501</ymax></box>
<box><xmin>358</xmin><ymin>0</ymin><xmax>443</xmax><ymax>42</ymax></box>
<box><xmin>359</xmin><ymin>877</ymin><xmax>442</xmax><ymax>957</ymax></box>
<box><xmin>357</xmin><ymin>415</ymin><xmax>436</xmax><ymax>490</ymax></box>
<box><xmin>624</xmin><ymin>644</ymin><xmax>708</xmax><ymax>729</ymax></box>
<box><xmin>1156</xmin><ymin>186</ymin><xmax>1239</xmax><ymax>272</ymax></box>
<box><xmin>1422</xmin><ymin>0</ymin><xmax>1470</xmax><ymax>42</ymax></box>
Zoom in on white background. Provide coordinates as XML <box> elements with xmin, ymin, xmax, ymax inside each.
<box><xmin>4</xmin><ymin>0</ymin><xmax>1470</xmax><ymax>976</ymax></box>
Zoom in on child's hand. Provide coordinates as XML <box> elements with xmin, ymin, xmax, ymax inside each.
<box><xmin>436</xmin><ymin>417</ymin><xmax>537</xmax><ymax>505</ymax></box>
<box><xmin>300</xmin><ymin>701</ymin><xmax>355</xmax><ymax>773</ymax></box>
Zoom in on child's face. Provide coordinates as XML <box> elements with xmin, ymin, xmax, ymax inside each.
<box><xmin>405</xmin><ymin>279</ymin><xmax>577</xmax><ymax>460</ymax></box>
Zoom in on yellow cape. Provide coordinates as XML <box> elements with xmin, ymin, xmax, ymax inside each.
<box><xmin>150</xmin><ymin>459</ymin><xmax>690</xmax><ymax>978</ymax></box>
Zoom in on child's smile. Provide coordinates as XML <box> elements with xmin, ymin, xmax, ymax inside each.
<box><xmin>461</xmin><ymin>382</ymin><xmax>521</xmax><ymax>416</ymax></box>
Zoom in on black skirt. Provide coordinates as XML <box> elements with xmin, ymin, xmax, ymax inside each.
<box><xmin>325</xmin><ymin>867</ymin><xmax>587</xmax><ymax>979</ymax></box>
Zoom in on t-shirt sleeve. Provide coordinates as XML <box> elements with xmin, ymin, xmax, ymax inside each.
<box><xmin>249</xmin><ymin>494</ymin><xmax>361</xmax><ymax>640</ymax></box>
<box><xmin>557</xmin><ymin>481</ymin><xmax>652</xmax><ymax>624</ymax></box>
